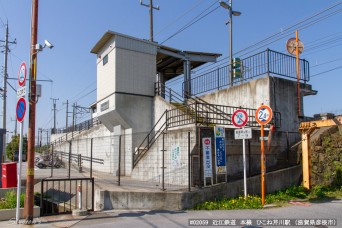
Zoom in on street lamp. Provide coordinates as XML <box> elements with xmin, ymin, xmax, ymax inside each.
<box><xmin>219</xmin><ymin>0</ymin><xmax>241</xmax><ymax>86</ymax></box>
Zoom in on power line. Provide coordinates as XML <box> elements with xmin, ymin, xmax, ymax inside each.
<box><xmin>161</xmin><ymin>2</ymin><xmax>219</xmax><ymax>44</ymax></box>
<box><xmin>311</xmin><ymin>65</ymin><xmax>342</xmax><ymax>77</ymax></box>
<box><xmin>235</xmin><ymin>2</ymin><xmax>342</xmax><ymax>57</ymax></box>
<box><xmin>154</xmin><ymin>0</ymin><xmax>207</xmax><ymax>37</ymax></box>
<box><xmin>310</xmin><ymin>57</ymin><xmax>342</xmax><ymax>68</ymax></box>
<box><xmin>193</xmin><ymin>2</ymin><xmax>342</xmax><ymax>75</ymax></box>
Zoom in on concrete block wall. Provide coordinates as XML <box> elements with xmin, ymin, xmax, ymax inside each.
<box><xmin>131</xmin><ymin>126</ymin><xmax>197</xmax><ymax>186</ymax></box>
<box><xmin>53</xmin><ymin>124</ymin><xmax>120</xmax><ymax>174</ymax></box>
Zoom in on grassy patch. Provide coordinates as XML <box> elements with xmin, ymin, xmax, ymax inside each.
<box><xmin>0</xmin><ymin>191</ymin><xmax>25</xmax><ymax>209</ymax></box>
<box><xmin>193</xmin><ymin>185</ymin><xmax>342</xmax><ymax>210</ymax></box>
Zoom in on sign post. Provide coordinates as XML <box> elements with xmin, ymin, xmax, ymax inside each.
<box><xmin>16</xmin><ymin>62</ymin><xmax>27</xmax><ymax>224</ymax></box>
<box><xmin>232</xmin><ymin>109</ymin><xmax>250</xmax><ymax>198</ymax></box>
<box><xmin>214</xmin><ymin>126</ymin><xmax>227</xmax><ymax>183</ymax></box>
<box><xmin>255</xmin><ymin>104</ymin><xmax>273</xmax><ymax>205</ymax></box>
<box><xmin>202</xmin><ymin>138</ymin><xmax>213</xmax><ymax>187</ymax></box>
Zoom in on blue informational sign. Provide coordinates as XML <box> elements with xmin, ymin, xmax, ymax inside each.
<box><xmin>215</xmin><ymin>137</ymin><xmax>226</xmax><ymax>166</ymax></box>
<box><xmin>214</xmin><ymin>126</ymin><xmax>226</xmax><ymax>174</ymax></box>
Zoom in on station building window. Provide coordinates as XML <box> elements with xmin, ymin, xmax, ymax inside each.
<box><xmin>103</xmin><ymin>54</ymin><xmax>108</xmax><ymax>66</ymax></box>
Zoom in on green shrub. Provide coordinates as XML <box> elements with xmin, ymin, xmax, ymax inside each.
<box><xmin>310</xmin><ymin>185</ymin><xmax>327</xmax><ymax>199</ymax></box>
<box><xmin>193</xmin><ymin>185</ymin><xmax>314</xmax><ymax>210</ymax></box>
<box><xmin>194</xmin><ymin>195</ymin><xmax>263</xmax><ymax>210</ymax></box>
<box><xmin>0</xmin><ymin>191</ymin><xmax>25</xmax><ymax>209</ymax></box>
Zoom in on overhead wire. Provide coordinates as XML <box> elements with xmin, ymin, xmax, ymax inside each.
<box><xmin>142</xmin><ymin>2</ymin><xmax>342</xmax><ymax>88</ymax></box>
<box><xmin>161</xmin><ymin>1</ymin><xmax>220</xmax><ymax>44</ymax></box>
<box><xmin>193</xmin><ymin>2</ymin><xmax>342</xmax><ymax>75</ymax></box>
<box><xmin>311</xmin><ymin>65</ymin><xmax>342</xmax><ymax>77</ymax></box>
<box><xmin>310</xmin><ymin>57</ymin><xmax>342</xmax><ymax>68</ymax></box>
<box><xmin>167</xmin><ymin>10</ymin><xmax>342</xmax><ymax>89</ymax></box>
<box><xmin>154</xmin><ymin>0</ymin><xmax>207</xmax><ymax>37</ymax></box>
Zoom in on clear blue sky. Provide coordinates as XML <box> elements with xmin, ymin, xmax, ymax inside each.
<box><xmin>0</xmin><ymin>0</ymin><xmax>341</xmax><ymax>142</ymax></box>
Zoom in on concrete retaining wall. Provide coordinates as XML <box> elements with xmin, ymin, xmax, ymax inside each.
<box><xmin>95</xmin><ymin>165</ymin><xmax>302</xmax><ymax>210</ymax></box>
<box><xmin>0</xmin><ymin>206</ymin><xmax>40</xmax><ymax>221</ymax></box>
<box><xmin>131</xmin><ymin>126</ymin><xmax>196</xmax><ymax>186</ymax></box>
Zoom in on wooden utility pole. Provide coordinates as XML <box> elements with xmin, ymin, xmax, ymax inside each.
<box><xmin>24</xmin><ymin>0</ymin><xmax>38</xmax><ymax>223</ymax></box>
<box><xmin>140</xmin><ymin>0</ymin><xmax>160</xmax><ymax>42</ymax></box>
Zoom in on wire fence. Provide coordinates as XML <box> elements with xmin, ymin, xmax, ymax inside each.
<box><xmin>40</xmin><ymin>126</ymin><xmax>301</xmax><ymax>192</ymax></box>
<box><xmin>43</xmin><ymin>131</ymin><xmax>195</xmax><ymax>191</ymax></box>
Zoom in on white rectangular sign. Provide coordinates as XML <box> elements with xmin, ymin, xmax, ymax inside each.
<box><xmin>16</xmin><ymin>86</ymin><xmax>26</xmax><ymax>98</ymax></box>
<box><xmin>170</xmin><ymin>144</ymin><xmax>181</xmax><ymax>168</ymax></box>
<box><xmin>202</xmin><ymin>138</ymin><xmax>213</xmax><ymax>178</ymax></box>
<box><xmin>234</xmin><ymin>128</ymin><xmax>252</xmax><ymax>139</ymax></box>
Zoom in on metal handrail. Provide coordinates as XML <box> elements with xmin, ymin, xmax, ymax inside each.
<box><xmin>51</xmin><ymin>118</ymin><xmax>101</xmax><ymax>146</ymax></box>
<box><xmin>184</xmin><ymin>49</ymin><xmax>310</xmax><ymax>96</ymax></box>
<box><xmin>133</xmin><ymin>110</ymin><xmax>168</xmax><ymax>167</ymax></box>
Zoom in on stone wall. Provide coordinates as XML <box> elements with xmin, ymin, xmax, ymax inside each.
<box><xmin>309</xmin><ymin>126</ymin><xmax>342</xmax><ymax>186</ymax></box>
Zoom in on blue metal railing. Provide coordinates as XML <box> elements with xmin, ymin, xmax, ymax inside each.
<box><xmin>183</xmin><ymin>49</ymin><xmax>310</xmax><ymax>96</ymax></box>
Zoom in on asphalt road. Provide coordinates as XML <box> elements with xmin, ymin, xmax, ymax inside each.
<box><xmin>71</xmin><ymin>199</ymin><xmax>342</xmax><ymax>228</ymax></box>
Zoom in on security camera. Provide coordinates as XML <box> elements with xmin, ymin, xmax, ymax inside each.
<box><xmin>44</xmin><ymin>40</ymin><xmax>54</xmax><ymax>49</ymax></box>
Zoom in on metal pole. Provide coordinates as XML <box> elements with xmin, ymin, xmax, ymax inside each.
<box><xmin>68</xmin><ymin>141</ymin><xmax>71</xmax><ymax>178</ymax></box>
<box><xmin>118</xmin><ymin>135</ymin><xmax>121</xmax><ymax>186</ymax></box>
<box><xmin>24</xmin><ymin>0</ymin><xmax>38</xmax><ymax>223</ymax></box>
<box><xmin>90</xmin><ymin>138</ymin><xmax>93</xmax><ymax>179</ymax></box>
<box><xmin>188</xmin><ymin>132</ymin><xmax>191</xmax><ymax>192</ymax></box>
<box><xmin>187</xmin><ymin>60</ymin><xmax>192</xmax><ymax>97</ymax></box>
<box><xmin>295</xmin><ymin>30</ymin><xmax>301</xmax><ymax>116</ymax></box>
<box><xmin>72</xmin><ymin>103</ymin><xmax>75</xmax><ymax>139</ymax></box>
<box><xmin>261</xmin><ymin>125</ymin><xmax>265</xmax><ymax>205</ymax></box>
<box><xmin>162</xmin><ymin>132</ymin><xmax>165</xmax><ymax>191</ymax></box>
<box><xmin>229</xmin><ymin>0</ymin><xmax>233</xmax><ymax>86</ymax></box>
<box><xmin>140</xmin><ymin>0</ymin><xmax>159</xmax><ymax>42</ymax></box>
<box><xmin>65</xmin><ymin>100</ymin><xmax>69</xmax><ymax>141</ymax></box>
<box><xmin>242</xmin><ymin>132</ymin><xmax>247</xmax><ymax>199</ymax></box>
<box><xmin>51</xmin><ymin>98</ymin><xmax>58</xmax><ymax>134</ymax></box>
<box><xmin>15</xmin><ymin>121</ymin><xmax>24</xmax><ymax>224</ymax></box>
<box><xmin>183</xmin><ymin>60</ymin><xmax>188</xmax><ymax>99</ymax></box>
<box><xmin>149</xmin><ymin>0</ymin><xmax>153</xmax><ymax>42</ymax></box>
<box><xmin>50</xmin><ymin>145</ymin><xmax>54</xmax><ymax>177</ymax></box>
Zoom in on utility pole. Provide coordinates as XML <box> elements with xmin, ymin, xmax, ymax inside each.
<box><xmin>71</xmin><ymin>103</ymin><xmax>91</xmax><ymax>138</ymax></box>
<box><xmin>51</xmin><ymin>98</ymin><xmax>59</xmax><ymax>134</ymax></box>
<box><xmin>24</xmin><ymin>0</ymin><xmax>38</xmax><ymax>223</ymax></box>
<box><xmin>1</xmin><ymin>22</ymin><xmax>16</xmax><ymax>161</ymax></box>
<box><xmin>140</xmin><ymin>0</ymin><xmax>160</xmax><ymax>42</ymax></box>
<box><xmin>38</xmin><ymin>128</ymin><xmax>42</xmax><ymax>148</ymax></box>
<box><xmin>72</xmin><ymin>102</ymin><xmax>76</xmax><ymax>138</ymax></box>
<box><xmin>64</xmin><ymin>100</ymin><xmax>70</xmax><ymax>141</ymax></box>
<box><xmin>10</xmin><ymin>117</ymin><xmax>17</xmax><ymax>135</ymax></box>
